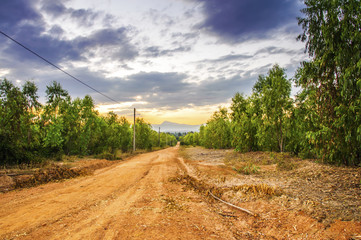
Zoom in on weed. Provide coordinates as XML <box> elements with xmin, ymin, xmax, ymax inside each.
<box><xmin>233</xmin><ymin>163</ymin><xmax>260</xmax><ymax>175</ymax></box>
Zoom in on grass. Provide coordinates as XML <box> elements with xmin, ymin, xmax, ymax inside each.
<box><xmin>233</xmin><ymin>163</ymin><xmax>260</xmax><ymax>175</ymax></box>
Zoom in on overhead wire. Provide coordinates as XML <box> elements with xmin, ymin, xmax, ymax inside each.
<box><xmin>0</xmin><ymin>30</ymin><xmax>119</xmax><ymax>103</ymax></box>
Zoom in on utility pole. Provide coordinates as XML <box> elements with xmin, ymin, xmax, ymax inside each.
<box><xmin>158</xmin><ymin>127</ymin><xmax>160</xmax><ymax>147</ymax></box>
<box><xmin>133</xmin><ymin>108</ymin><xmax>136</xmax><ymax>152</ymax></box>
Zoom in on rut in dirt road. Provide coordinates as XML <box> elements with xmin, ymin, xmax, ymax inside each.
<box><xmin>0</xmin><ymin>146</ymin><xmax>235</xmax><ymax>240</ymax></box>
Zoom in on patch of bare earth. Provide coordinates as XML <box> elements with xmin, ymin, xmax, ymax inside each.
<box><xmin>178</xmin><ymin>146</ymin><xmax>361</xmax><ymax>239</ymax></box>
<box><xmin>1</xmin><ymin>145</ymin><xmax>360</xmax><ymax>239</ymax></box>
<box><xmin>0</xmin><ymin>146</ymin><xmax>241</xmax><ymax>240</ymax></box>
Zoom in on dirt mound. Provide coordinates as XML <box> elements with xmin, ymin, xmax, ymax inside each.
<box><xmin>0</xmin><ymin>159</ymin><xmax>116</xmax><ymax>192</ymax></box>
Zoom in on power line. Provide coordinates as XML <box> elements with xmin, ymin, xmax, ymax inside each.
<box><xmin>0</xmin><ymin>30</ymin><xmax>118</xmax><ymax>103</ymax></box>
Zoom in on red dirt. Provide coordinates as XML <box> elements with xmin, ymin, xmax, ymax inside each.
<box><xmin>0</xmin><ymin>145</ymin><xmax>360</xmax><ymax>239</ymax></box>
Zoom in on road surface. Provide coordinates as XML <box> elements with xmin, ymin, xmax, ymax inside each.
<box><xmin>0</xmin><ymin>146</ymin><xmax>235</xmax><ymax>239</ymax></box>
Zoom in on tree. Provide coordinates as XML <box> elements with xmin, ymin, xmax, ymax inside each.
<box><xmin>296</xmin><ymin>0</ymin><xmax>361</xmax><ymax>165</ymax></box>
<box><xmin>253</xmin><ymin>65</ymin><xmax>293</xmax><ymax>152</ymax></box>
<box><xmin>41</xmin><ymin>81</ymin><xmax>70</xmax><ymax>157</ymax></box>
<box><xmin>203</xmin><ymin>107</ymin><xmax>231</xmax><ymax>149</ymax></box>
<box><xmin>0</xmin><ymin>79</ymin><xmax>41</xmax><ymax>164</ymax></box>
<box><xmin>230</xmin><ymin>93</ymin><xmax>258</xmax><ymax>152</ymax></box>
<box><xmin>134</xmin><ymin>118</ymin><xmax>153</xmax><ymax>150</ymax></box>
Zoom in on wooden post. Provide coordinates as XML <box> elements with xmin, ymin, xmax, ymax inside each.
<box><xmin>133</xmin><ymin>108</ymin><xmax>136</xmax><ymax>152</ymax></box>
<box><xmin>159</xmin><ymin>127</ymin><xmax>160</xmax><ymax>147</ymax></box>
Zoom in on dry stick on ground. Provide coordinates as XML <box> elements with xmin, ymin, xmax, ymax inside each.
<box><xmin>208</xmin><ymin>190</ymin><xmax>257</xmax><ymax>217</ymax></box>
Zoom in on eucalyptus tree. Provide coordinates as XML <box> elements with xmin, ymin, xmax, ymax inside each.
<box><xmin>253</xmin><ymin>65</ymin><xmax>293</xmax><ymax>152</ymax></box>
<box><xmin>0</xmin><ymin>79</ymin><xmax>41</xmax><ymax>164</ymax></box>
<box><xmin>203</xmin><ymin>107</ymin><xmax>232</xmax><ymax>149</ymax></box>
<box><xmin>42</xmin><ymin>81</ymin><xmax>70</xmax><ymax>156</ymax></box>
<box><xmin>296</xmin><ymin>0</ymin><xmax>361</xmax><ymax>165</ymax></box>
<box><xmin>230</xmin><ymin>93</ymin><xmax>258</xmax><ymax>152</ymax></box>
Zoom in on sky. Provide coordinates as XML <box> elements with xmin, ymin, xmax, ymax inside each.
<box><xmin>0</xmin><ymin>0</ymin><xmax>308</xmax><ymax>124</ymax></box>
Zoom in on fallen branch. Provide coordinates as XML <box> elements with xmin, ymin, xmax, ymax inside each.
<box><xmin>209</xmin><ymin>190</ymin><xmax>257</xmax><ymax>217</ymax></box>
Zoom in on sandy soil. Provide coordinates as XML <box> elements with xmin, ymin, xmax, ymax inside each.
<box><xmin>0</xmin><ymin>145</ymin><xmax>360</xmax><ymax>239</ymax></box>
<box><xmin>181</xmin><ymin>147</ymin><xmax>361</xmax><ymax>239</ymax></box>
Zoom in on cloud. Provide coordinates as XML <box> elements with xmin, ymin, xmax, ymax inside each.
<box><xmin>75</xmin><ymin>28</ymin><xmax>138</xmax><ymax>61</ymax></box>
<box><xmin>42</xmin><ymin>1</ymin><xmax>100</xmax><ymax>27</ymax></box>
<box><xmin>0</xmin><ymin>0</ymin><xmax>139</xmax><ymax>72</ymax></box>
<box><xmin>0</xmin><ymin>0</ymin><xmax>41</xmax><ymax>32</ymax></box>
<box><xmin>255</xmin><ymin>46</ymin><xmax>303</xmax><ymax>56</ymax></box>
<box><xmin>41</xmin><ymin>1</ymin><xmax>67</xmax><ymax>17</ymax></box>
<box><xmin>146</xmin><ymin>8</ymin><xmax>175</xmax><ymax>27</ymax></box>
<box><xmin>198</xmin><ymin>53</ymin><xmax>252</xmax><ymax>64</ymax></box>
<box><xmin>191</xmin><ymin>0</ymin><xmax>301</xmax><ymax>42</ymax></box>
<box><xmin>143</xmin><ymin>46</ymin><xmax>191</xmax><ymax>57</ymax></box>
<box><xmin>126</xmin><ymin>72</ymin><xmax>190</xmax><ymax>94</ymax></box>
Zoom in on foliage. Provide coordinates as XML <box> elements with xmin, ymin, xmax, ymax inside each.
<box><xmin>185</xmin><ymin>0</ymin><xmax>361</xmax><ymax>166</ymax></box>
<box><xmin>296</xmin><ymin>0</ymin><xmax>361</xmax><ymax>165</ymax></box>
<box><xmin>0</xmin><ymin>79</ymin><xmax>41</xmax><ymax>164</ymax></box>
<box><xmin>203</xmin><ymin>107</ymin><xmax>232</xmax><ymax>149</ymax></box>
<box><xmin>230</xmin><ymin>93</ymin><xmax>258</xmax><ymax>152</ymax></box>
<box><xmin>253</xmin><ymin>65</ymin><xmax>293</xmax><ymax>152</ymax></box>
<box><xmin>0</xmin><ymin>80</ymin><xmax>176</xmax><ymax>165</ymax></box>
<box><xmin>233</xmin><ymin>163</ymin><xmax>260</xmax><ymax>175</ymax></box>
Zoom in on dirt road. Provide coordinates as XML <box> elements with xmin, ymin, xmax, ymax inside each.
<box><xmin>1</xmin><ymin>145</ymin><xmax>360</xmax><ymax>239</ymax></box>
<box><xmin>0</xmin><ymin>146</ymin><xmax>235</xmax><ymax>239</ymax></box>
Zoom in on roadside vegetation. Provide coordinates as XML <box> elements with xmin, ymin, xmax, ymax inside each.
<box><xmin>181</xmin><ymin>0</ymin><xmax>361</xmax><ymax>167</ymax></box>
<box><xmin>0</xmin><ymin>80</ymin><xmax>177</xmax><ymax>167</ymax></box>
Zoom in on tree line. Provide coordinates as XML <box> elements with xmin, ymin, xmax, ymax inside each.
<box><xmin>0</xmin><ymin>80</ymin><xmax>177</xmax><ymax>165</ymax></box>
<box><xmin>181</xmin><ymin>0</ymin><xmax>361</xmax><ymax>166</ymax></box>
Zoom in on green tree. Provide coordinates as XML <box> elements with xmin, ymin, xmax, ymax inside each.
<box><xmin>203</xmin><ymin>107</ymin><xmax>231</xmax><ymax>149</ymax></box>
<box><xmin>41</xmin><ymin>81</ymin><xmax>70</xmax><ymax>157</ymax></box>
<box><xmin>230</xmin><ymin>93</ymin><xmax>258</xmax><ymax>152</ymax></box>
<box><xmin>297</xmin><ymin>0</ymin><xmax>361</xmax><ymax>165</ymax></box>
<box><xmin>0</xmin><ymin>79</ymin><xmax>41</xmax><ymax>164</ymax></box>
<box><xmin>253</xmin><ymin>65</ymin><xmax>292</xmax><ymax>152</ymax></box>
<box><xmin>134</xmin><ymin>118</ymin><xmax>153</xmax><ymax>150</ymax></box>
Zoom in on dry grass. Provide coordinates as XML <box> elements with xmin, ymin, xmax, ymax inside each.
<box><xmin>162</xmin><ymin>196</ymin><xmax>186</xmax><ymax>211</ymax></box>
<box><xmin>169</xmin><ymin>174</ymin><xmax>224</xmax><ymax>200</ymax></box>
<box><xmin>228</xmin><ymin>183</ymin><xmax>282</xmax><ymax>197</ymax></box>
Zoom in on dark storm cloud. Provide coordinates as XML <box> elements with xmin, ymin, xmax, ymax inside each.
<box><xmin>0</xmin><ymin>0</ymin><xmax>138</xmax><ymax>65</ymax></box>
<box><xmin>192</xmin><ymin>0</ymin><xmax>301</xmax><ymax>42</ymax></box>
<box><xmin>42</xmin><ymin>1</ymin><xmax>100</xmax><ymax>27</ymax></box>
<box><xmin>2</xmin><ymin>24</ymin><xmax>83</xmax><ymax>64</ymax></box>
<box><xmin>0</xmin><ymin>0</ymin><xmax>41</xmax><ymax>32</ymax></box>
<box><xmin>41</xmin><ymin>1</ymin><xmax>67</xmax><ymax>17</ymax></box>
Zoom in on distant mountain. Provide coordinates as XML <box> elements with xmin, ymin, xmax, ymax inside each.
<box><xmin>152</xmin><ymin>121</ymin><xmax>202</xmax><ymax>133</ymax></box>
